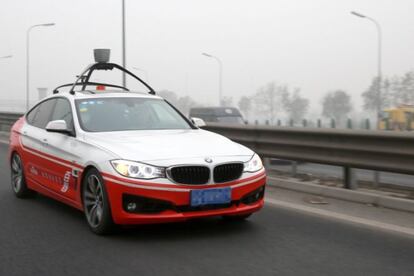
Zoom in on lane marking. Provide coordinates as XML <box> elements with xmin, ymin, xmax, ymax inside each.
<box><xmin>265</xmin><ymin>198</ymin><xmax>414</xmax><ymax>237</ymax></box>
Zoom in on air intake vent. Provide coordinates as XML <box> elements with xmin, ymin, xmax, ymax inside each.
<box><xmin>213</xmin><ymin>163</ymin><xmax>244</xmax><ymax>183</ymax></box>
<box><xmin>168</xmin><ymin>166</ymin><xmax>210</xmax><ymax>185</ymax></box>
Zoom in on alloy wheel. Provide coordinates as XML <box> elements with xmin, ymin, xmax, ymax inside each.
<box><xmin>84</xmin><ymin>175</ymin><xmax>104</xmax><ymax>228</ymax></box>
<box><xmin>11</xmin><ymin>154</ymin><xmax>23</xmax><ymax>193</ymax></box>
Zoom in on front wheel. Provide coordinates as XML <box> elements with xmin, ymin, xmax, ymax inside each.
<box><xmin>82</xmin><ymin>168</ymin><xmax>115</xmax><ymax>235</ymax></box>
<box><xmin>10</xmin><ymin>153</ymin><xmax>35</xmax><ymax>198</ymax></box>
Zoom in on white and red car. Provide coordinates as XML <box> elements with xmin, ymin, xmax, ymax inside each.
<box><xmin>9</xmin><ymin>50</ymin><xmax>266</xmax><ymax>234</ymax></box>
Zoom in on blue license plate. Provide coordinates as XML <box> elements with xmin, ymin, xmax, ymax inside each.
<box><xmin>190</xmin><ymin>187</ymin><xmax>232</xmax><ymax>207</ymax></box>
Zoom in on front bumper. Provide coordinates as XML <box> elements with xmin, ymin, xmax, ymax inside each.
<box><xmin>103</xmin><ymin>172</ymin><xmax>266</xmax><ymax>225</ymax></box>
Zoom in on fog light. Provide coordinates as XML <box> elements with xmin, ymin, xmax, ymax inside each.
<box><xmin>126</xmin><ymin>202</ymin><xmax>137</xmax><ymax>211</ymax></box>
<box><xmin>241</xmin><ymin>186</ymin><xmax>265</xmax><ymax>205</ymax></box>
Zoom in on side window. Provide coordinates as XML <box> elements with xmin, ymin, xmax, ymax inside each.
<box><xmin>26</xmin><ymin>105</ymin><xmax>41</xmax><ymax>125</ymax></box>
<box><xmin>28</xmin><ymin>99</ymin><xmax>56</xmax><ymax>129</ymax></box>
<box><xmin>51</xmin><ymin>98</ymin><xmax>74</xmax><ymax>130</ymax></box>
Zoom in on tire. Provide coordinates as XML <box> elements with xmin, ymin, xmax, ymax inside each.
<box><xmin>222</xmin><ymin>213</ymin><xmax>252</xmax><ymax>222</ymax></box>
<box><xmin>10</xmin><ymin>153</ymin><xmax>36</xmax><ymax>198</ymax></box>
<box><xmin>82</xmin><ymin>168</ymin><xmax>115</xmax><ymax>235</ymax></box>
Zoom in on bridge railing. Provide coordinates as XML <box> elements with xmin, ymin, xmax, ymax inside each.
<box><xmin>1</xmin><ymin>112</ymin><xmax>414</xmax><ymax>190</ymax></box>
<box><xmin>0</xmin><ymin>112</ymin><xmax>23</xmax><ymax>132</ymax></box>
<box><xmin>202</xmin><ymin>123</ymin><xmax>414</xmax><ymax>189</ymax></box>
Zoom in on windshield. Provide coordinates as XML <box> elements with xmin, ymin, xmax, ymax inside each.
<box><xmin>75</xmin><ymin>97</ymin><xmax>192</xmax><ymax>132</ymax></box>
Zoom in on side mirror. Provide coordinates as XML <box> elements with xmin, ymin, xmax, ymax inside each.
<box><xmin>46</xmin><ymin>120</ymin><xmax>72</xmax><ymax>135</ymax></box>
<box><xmin>191</xmin><ymin>117</ymin><xmax>206</xmax><ymax>128</ymax></box>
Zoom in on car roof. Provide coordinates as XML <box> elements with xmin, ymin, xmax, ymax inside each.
<box><xmin>50</xmin><ymin>90</ymin><xmax>163</xmax><ymax>101</ymax></box>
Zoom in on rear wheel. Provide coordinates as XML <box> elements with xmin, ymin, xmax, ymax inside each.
<box><xmin>82</xmin><ymin>168</ymin><xmax>115</xmax><ymax>235</ymax></box>
<box><xmin>10</xmin><ymin>153</ymin><xmax>35</xmax><ymax>198</ymax></box>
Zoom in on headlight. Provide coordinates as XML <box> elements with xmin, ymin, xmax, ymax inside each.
<box><xmin>111</xmin><ymin>160</ymin><xmax>165</xmax><ymax>179</ymax></box>
<box><xmin>243</xmin><ymin>153</ymin><xmax>263</xmax><ymax>172</ymax></box>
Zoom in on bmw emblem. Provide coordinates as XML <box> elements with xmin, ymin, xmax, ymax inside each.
<box><xmin>204</xmin><ymin>157</ymin><xmax>213</xmax><ymax>163</ymax></box>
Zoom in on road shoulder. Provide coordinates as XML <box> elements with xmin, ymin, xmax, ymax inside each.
<box><xmin>0</xmin><ymin>131</ymin><xmax>9</xmax><ymax>144</ymax></box>
<box><xmin>265</xmin><ymin>185</ymin><xmax>414</xmax><ymax>238</ymax></box>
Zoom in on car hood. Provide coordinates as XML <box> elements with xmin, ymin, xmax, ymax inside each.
<box><xmin>83</xmin><ymin>129</ymin><xmax>253</xmax><ymax>164</ymax></box>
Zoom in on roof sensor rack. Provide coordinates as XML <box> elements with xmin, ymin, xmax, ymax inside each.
<box><xmin>94</xmin><ymin>48</ymin><xmax>110</xmax><ymax>63</ymax></box>
<box><xmin>53</xmin><ymin>49</ymin><xmax>156</xmax><ymax>95</ymax></box>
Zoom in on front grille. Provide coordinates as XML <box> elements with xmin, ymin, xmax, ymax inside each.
<box><xmin>168</xmin><ymin>166</ymin><xmax>210</xmax><ymax>184</ymax></box>
<box><xmin>213</xmin><ymin>163</ymin><xmax>244</xmax><ymax>183</ymax></box>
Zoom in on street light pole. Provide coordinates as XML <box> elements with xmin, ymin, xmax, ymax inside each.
<box><xmin>202</xmin><ymin>52</ymin><xmax>223</xmax><ymax>106</ymax></box>
<box><xmin>122</xmin><ymin>0</ymin><xmax>126</xmax><ymax>87</ymax></box>
<box><xmin>26</xmin><ymin>23</ymin><xmax>55</xmax><ymax>111</ymax></box>
<box><xmin>351</xmin><ymin>11</ymin><xmax>383</xmax><ymax>187</ymax></box>
<box><xmin>351</xmin><ymin>11</ymin><xmax>382</xmax><ymax>123</ymax></box>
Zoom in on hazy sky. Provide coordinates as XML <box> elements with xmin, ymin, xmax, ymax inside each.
<box><xmin>1</xmin><ymin>0</ymin><xmax>414</xmax><ymax>114</ymax></box>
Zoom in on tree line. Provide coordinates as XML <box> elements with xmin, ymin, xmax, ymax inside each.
<box><xmin>157</xmin><ymin>85</ymin><xmax>351</xmax><ymax>123</ymax></box>
<box><xmin>362</xmin><ymin>70</ymin><xmax>414</xmax><ymax>112</ymax></box>
<box><xmin>240</xmin><ymin>69</ymin><xmax>414</xmax><ymax>124</ymax></box>
<box><xmin>236</xmin><ymin>82</ymin><xmax>353</xmax><ymax>124</ymax></box>
<box><xmin>157</xmin><ymin>90</ymin><xmax>198</xmax><ymax>115</ymax></box>
<box><xmin>156</xmin><ymin>68</ymin><xmax>414</xmax><ymax>124</ymax></box>
<box><xmin>237</xmin><ymin>82</ymin><xmax>310</xmax><ymax>124</ymax></box>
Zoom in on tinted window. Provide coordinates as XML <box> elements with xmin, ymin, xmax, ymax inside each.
<box><xmin>216</xmin><ymin>116</ymin><xmax>245</xmax><ymax>124</ymax></box>
<box><xmin>27</xmin><ymin>99</ymin><xmax>56</xmax><ymax>129</ymax></box>
<box><xmin>51</xmin><ymin>98</ymin><xmax>74</xmax><ymax>130</ymax></box>
<box><xmin>26</xmin><ymin>105</ymin><xmax>41</xmax><ymax>125</ymax></box>
<box><xmin>75</xmin><ymin>97</ymin><xmax>192</xmax><ymax>132</ymax></box>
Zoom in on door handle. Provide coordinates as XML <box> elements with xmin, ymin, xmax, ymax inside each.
<box><xmin>42</xmin><ymin>138</ymin><xmax>48</xmax><ymax>146</ymax></box>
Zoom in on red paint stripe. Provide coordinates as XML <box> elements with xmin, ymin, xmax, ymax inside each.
<box><xmin>15</xmin><ymin>123</ymin><xmax>265</xmax><ymax>189</ymax></box>
<box><xmin>13</xmin><ymin>118</ymin><xmax>83</xmax><ymax>170</ymax></box>
<box><xmin>12</xmin><ymin>117</ymin><xmax>25</xmax><ymax>134</ymax></box>
<box><xmin>22</xmin><ymin>144</ymin><xmax>83</xmax><ymax>169</ymax></box>
<box><xmin>102</xmin><ymin>170</ymin><xmax>266</xmax><ymax>189</ymax></box>
<box><xmin>19</xmin><ymin>144</ymin><xmax>265</xmax><ymax>189</ymax></box>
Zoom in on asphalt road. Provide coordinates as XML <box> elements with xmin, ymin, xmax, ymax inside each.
<box><xmin>1</xmin><ymin>143</ymin><xmax>414</xmax><ymax>276</ymax></box>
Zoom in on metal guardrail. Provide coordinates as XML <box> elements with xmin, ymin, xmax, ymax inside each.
<box><xmin>0</xmin><ymin>112</ymin><xmax>23</xmax><ymax>132</ymax></box>
<box><xmin>203</xmin><ymin>123</ymin><xmax>414</xmax><ymax>189</ymax></box>
<box><xmin>1</xmin><ymin>112</ymin><xmax>414</xmax><ymax>189</ymax></box>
